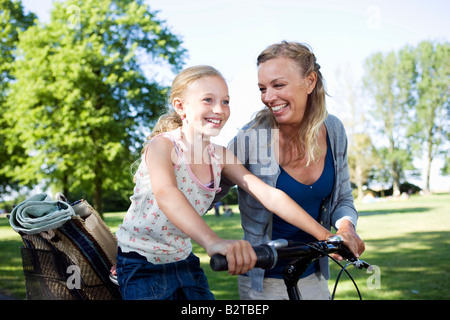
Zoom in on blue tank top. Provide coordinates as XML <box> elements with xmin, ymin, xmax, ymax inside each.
<box><xmin>265</xmin><ymin>134</ymin><xmax>334</xmax><ymax>279</ymax></box>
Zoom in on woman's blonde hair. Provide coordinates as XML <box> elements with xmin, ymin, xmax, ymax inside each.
<box><xmin>143</xmin><ymin>65</ymin><xmax>224</xmax><ymax>151</ymax></box>
<box><xmin>253</xmin><ymin>41</ymin><xmax>328</xmax><ymax>166</ymax></box>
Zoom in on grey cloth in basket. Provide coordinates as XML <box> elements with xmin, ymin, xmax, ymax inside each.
<box><xmin>9</xmin><ymin>193</ymin><xmax>75</xmax><ymax>234</ymax></box>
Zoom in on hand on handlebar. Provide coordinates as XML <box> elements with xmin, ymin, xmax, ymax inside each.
<box><xmin>207</xmin><ymin>239</ymin><xmax>257</xmax><ymax>275</ymax></box>
<box><xmin>211</xmin><ymin>238</ymin><xmax>370</xmax><ymax>273</ymax></box>
<box><xmin>334</xmin><ymin>220</ymin><xmax>365</xmax><ymax>261</ymax></box>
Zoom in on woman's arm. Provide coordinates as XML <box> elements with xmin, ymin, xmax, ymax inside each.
<box><xmin>220</xmin><ymin>147</ymin><xmax>332</xmax><ymax>241</ymax></box>
<box><xmin>327</xmin><ymin>117</ymin><xmax>365</xmax><ymax>257</ymax></box>
<box><xmin>146</xmin><ymin>137</ymin><xmax>256</xmax><ymax>274</ymax></box>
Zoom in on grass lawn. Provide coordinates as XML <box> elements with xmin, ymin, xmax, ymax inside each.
<box><xmin>1</xmin><ymin>193</ymin><xmax>449</xmax><ymax>300</ymax></box>
<box><xmin>341</xmin><ymin>194</ymin><xmax>450</xmax><ymax>300</ymax></box>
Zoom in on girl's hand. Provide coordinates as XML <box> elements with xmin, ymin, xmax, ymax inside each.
<box><xmin>206</xmin><ymin>239</ymin><xmax>257</xmax><ymax>275</ymax></box>
<box><xmin>110</xmin><ymin>264</ymin><xmax>117</xmax><ymax>276</ymax></box>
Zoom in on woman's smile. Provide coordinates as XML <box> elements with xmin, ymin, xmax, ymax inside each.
<box><xmin>270</xmin><ymin>103</ymin><xmax>289</xmax><ymax>113</ymax></box>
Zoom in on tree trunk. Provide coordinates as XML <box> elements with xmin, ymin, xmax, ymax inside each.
<box><xmin>62</xmin><ymin>171</ymin><xmax>69</xmax><ymax>199</ymax></box>
<box><xmin>356</xmin><ymin>163</ymin><xmax>364</xmax><ymax>200</ymax></box>
<box><xmin>93</xmin><ymin>160</ymin><xmax>103</xmax><ymax>217</ymax></box>
<box><xmin>389</xmin><ymin>136</ymin><xmax>401</xmax><ymax>197</ymax></box>
<box><xmin>392</xmin><ymin>160</ymin><xmax>401</xmax><ymax>197</ymax></box>
<box><xmin>424</xmin><ymin>138</ymin><xmax>433</xmax><ymax>194</ymax></box>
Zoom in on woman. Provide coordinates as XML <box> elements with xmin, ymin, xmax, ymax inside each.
<box><xmin>216</xmin><ymin>41</ymin><xmax>365</xmax><ymax>300</ymax></box>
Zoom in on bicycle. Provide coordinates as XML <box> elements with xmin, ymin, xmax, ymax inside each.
<box><xmin>210</xmin><ymin>235</ymin><xmax>370</xmax><ymax>300</ymax></box>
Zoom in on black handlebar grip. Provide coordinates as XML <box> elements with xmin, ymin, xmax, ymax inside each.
<box><xmin>210</xmin><ymin>244</ymin><xmax>276</xmax><ymax>271</ymax></box>
<box><xmin>337</xmin><ymin>244</ymin><xmax>358</xmax><ymax>262</ymax></box>
<box><xmin>210</xmin><ymin>254</ymin><xmax>228</xmax><ymax>271</ymax></box>
<box><xmin>335</xmin><ymin>243</ymin><xmax>371</xmax><ymax>269</ymax></box>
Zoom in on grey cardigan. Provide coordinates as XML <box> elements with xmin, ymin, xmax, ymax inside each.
<box><xmin>216</xmin><ymin>114</ymin><xmax>358</xmax><ymax>292</ymax></box>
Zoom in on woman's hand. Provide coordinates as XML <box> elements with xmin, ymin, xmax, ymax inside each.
<box><xmin>206</xmin><ymin>239</ymin><xmax>257</xmax><ymax>275</ymax></box>
<box><xmin>334</xmin><ymin>220</ymin><xmax>365</xmax><ymax>260</ymax></box>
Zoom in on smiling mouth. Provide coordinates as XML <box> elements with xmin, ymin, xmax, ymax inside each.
<box><xmin>206</xmin><ymin>118</ymin><xmax>221</xmax><ymax>125</ymax></box>
<box><xmin>271</xmin><ymin>104</ymin><xmax>288</xmax><ymax>112</ymax></box>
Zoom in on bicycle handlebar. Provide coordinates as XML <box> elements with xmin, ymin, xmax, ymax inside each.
<box><xmin>210</xmin><ymin>236</ymin><xmax>370</xmax><ymax>272</ymax></box>
<box><xmin>210</xmin><ymin>244</ymin><xmax>277</xmax><ymax>271</ymax></box>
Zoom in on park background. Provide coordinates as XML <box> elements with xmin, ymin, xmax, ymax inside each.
<box><xmin>0</xmin><ymin>0</ymin><xmax>449</xmax><ymax>300</ymax></box>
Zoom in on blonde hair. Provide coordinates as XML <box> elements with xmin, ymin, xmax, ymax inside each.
<box><xmin>253</xmin><ymin>41</ymin><xmax>328</xmax><ymax>166</ymax></box>
<box><xmin>143</xmin><ymin>65</ymin><xmax>224</xmax><ymax>151</ymax></box>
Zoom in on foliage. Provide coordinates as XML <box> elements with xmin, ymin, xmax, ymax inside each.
<box><xmin>363</xmin><ymin>41</ymin><xmax>449</xmax><ymax>194</ymax></box>
<box><xmin>363</xmin><ymin>46</ymin><xmax>416</xmax><ymax>195</ymax></box>
<box><xmin>0</xmin><ymin>0</ymin><xmax>186</xmax><ymax>212</ymax></box>
<box><xmin>407</xmin><ymin>41</ymin><xmax>450</xmax><ymax>192</ymax></box>
<box><xmin>348</xmin><ymin>133</ymin><xmax>380</xmax><ymax>200</ymax></box>
<box><xmin>334</xmin><ymin>64</ymin><xmax>383</xmax><ymax>200</ymax></box>
<box><xmin>0</xmin><ymin>0</ymin><xmax>36</xmax><ymax>88</ymax></box>
<box><xmin>0</xmin><ymin>0</ymin><xmax>36</xmax><ymax>200</ymax></box>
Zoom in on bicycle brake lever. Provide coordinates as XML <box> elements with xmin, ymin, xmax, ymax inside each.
<box><xmin>353</xmin><ymin>259</ymin><xmax>371</xmax><ymax>269</ymax></box>
<box><xmin>326</xmin><ymin>236</ymin><xmax>371</xmax><ymax>272</ymax></box>
<box><xmin>327</xmin><ymin>235</ymin><xmax>359</xmax><ymax>263</ymax></box>
<box><xmin>334</xmin><ymin>241</ymin><xmax>370</xmax><ymax>269</ymax></box>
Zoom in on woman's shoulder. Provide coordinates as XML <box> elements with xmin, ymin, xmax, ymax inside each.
<box><xmin>234</xmin><ymin>118</ymin><xmax>271</xmax><ymax>142</ymax></box>
<box><xmin>325</xmin><ymin>114</ymin><xmax>346</xmax><ymax>134</ymax></box>
<box><xmin>325</xmin><ymin>113</ymin><xmax>343</xmax><ymax>125</ymax></box>
<box><xmin>324</xmin><ymin>114</ymin><xmax>349</xmax><ymax>153</ymax></box>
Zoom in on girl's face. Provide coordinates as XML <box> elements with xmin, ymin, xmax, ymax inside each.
<box><xmin>177</xmin><ymin>76</ymin><xmax>230</xmax><ymax>138</ymax></box>
<box><xmin>257</xmin><ymin>57</ymin><xmax>316</xmax><ymax>127</ymax></box>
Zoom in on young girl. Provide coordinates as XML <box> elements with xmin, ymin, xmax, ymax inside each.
<box><xmin>115</xmin><ymin>65</ymin><xmax>334</xmax><ymax>300</ymax></box>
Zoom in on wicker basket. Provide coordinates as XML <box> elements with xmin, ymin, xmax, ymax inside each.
<box><xmin>18</xmin><ymin>200</ymin><xmax>122</xmax><ymax>300</ymax></box>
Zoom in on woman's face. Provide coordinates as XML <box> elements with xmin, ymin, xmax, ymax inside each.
<box><xmin>257</xmin><ymin>57</ymin><xmax>316</xmax><ymax>126</ymax></box>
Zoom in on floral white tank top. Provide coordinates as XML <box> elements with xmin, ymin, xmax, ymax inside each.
<box><xmin>116</xmin><ymin>128</ymin><xmax>222</xmax><ymax>264</ymax></box>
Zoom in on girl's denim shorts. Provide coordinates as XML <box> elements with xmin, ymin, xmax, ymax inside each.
<box><xmin>116</xmin><ymin>248</ymin><xmax>215</xmax><ymax>300</ymax></box>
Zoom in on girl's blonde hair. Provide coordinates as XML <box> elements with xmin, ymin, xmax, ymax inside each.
<box><xmin>253</xmin><ymin>41</ymin><xmax>328</xmax><ymax>166</ymax></box>
<box><xmin>143</xmin><ymin>65</ymin><xmax>224</xmax><ymax>151</ymax></box>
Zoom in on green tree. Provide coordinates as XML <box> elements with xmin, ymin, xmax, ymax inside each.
<box><xmin>408</xmin><ymin>41</ymin><xmax>450</xmax><ymax>193</ymax></box>
<box><xmin>363</xmin><ymin>46</ymin><xmax>416</xmax><ymax>196</ymax></box>
<box><xmin>0</xmin><ymin>0</ymin><xmax>36</xmax><ymax>199</ymax></box>
<box><xmin>348</xmin><ymin>133</ymin><xmax>380</xmax><ymax>200</ymax></box>
<box><xmin>334</xmin><ymin>63</ymin><xmax>381</xmax><ymax>199</ymax></box>
<box><xmin>1</xmin><ymin>0</ymin><xmax>186</xmax><ymax>213</ymax></box>
<box><xmin>0</xmin><ymin>0</ymin><xmax>36</xmax><ymax>98</ymax></box>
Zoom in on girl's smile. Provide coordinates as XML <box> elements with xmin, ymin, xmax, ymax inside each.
<box><xmin>176</xmin><ymin>76</ymin><xmax>230</xmax><ymax>139</ymax></box>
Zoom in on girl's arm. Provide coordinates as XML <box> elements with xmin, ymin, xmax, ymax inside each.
<box><xmin>146</xmin><ymin>137</ymin><xmax>256</xmax><ymax>274</ymax></box>
<box><xmin>220</xmin><ymin>147</ymin><xmax>333</xmax><ymax>241</ymax></box>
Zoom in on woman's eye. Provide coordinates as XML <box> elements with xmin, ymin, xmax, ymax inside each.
<box><xmin>222</xmin><ymin>99</ymin><xmax>230</xmax><ymax>106</ymax></box>
<box><xmin>259</xmin><ymin>87</ymin><xmax>266</xmax><ymax>93</ymax></box>
<box><xmin>203</xmin><ymin>98</ymin><xmax>213</xmax><ymax>103</ymax></box>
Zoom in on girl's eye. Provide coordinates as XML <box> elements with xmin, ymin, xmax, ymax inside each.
<box><xmin>222</xmin><ymin>99</ymin><xmax>230</xmax><ymax>106</ymax></box>
<box><xmin>203</xmin><ymin>98</ymin><xmax>213</xmax><ymax>103</ymax></box>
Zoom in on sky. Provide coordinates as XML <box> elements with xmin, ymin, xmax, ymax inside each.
<box><xmin>20</xmin><ymin>0</ymin><xmax>450</xmax><ymax>191</ymax></box>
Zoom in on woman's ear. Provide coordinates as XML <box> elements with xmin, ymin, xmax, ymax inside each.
<box><xmin>306</xmin><ymin>71</ymin><xmax>318</xmax><ymax>94</ymax></box>
<box><xmin>172</xmin><ymin>98</ymin><xmax>186</xmax><ymax>118</ymax></box>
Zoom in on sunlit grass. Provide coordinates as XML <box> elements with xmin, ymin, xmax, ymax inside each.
<box><xmin>330</xmin><ymin>194</ymin><xmax>450</xmax><ymax>300</ymax></box>
<box><xmin>0</xmin><ymin>219</ymin><xmax>26</xmax><ymax>298</ymax></box>
<box><xmin>1</xmin><ymin>194</ymin><xmax>449</xmax><ymax>300</ymax></box>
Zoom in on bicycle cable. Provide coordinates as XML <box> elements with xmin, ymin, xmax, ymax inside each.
<box><xmin>331</xmin><ymin>262</ymin><xmax>362</xmax><ymax>300</ymax></box>
<box><xmin>304</xmin><ymin>242</ymin><xmax>363</xmax><ymax>300</ymax></box>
